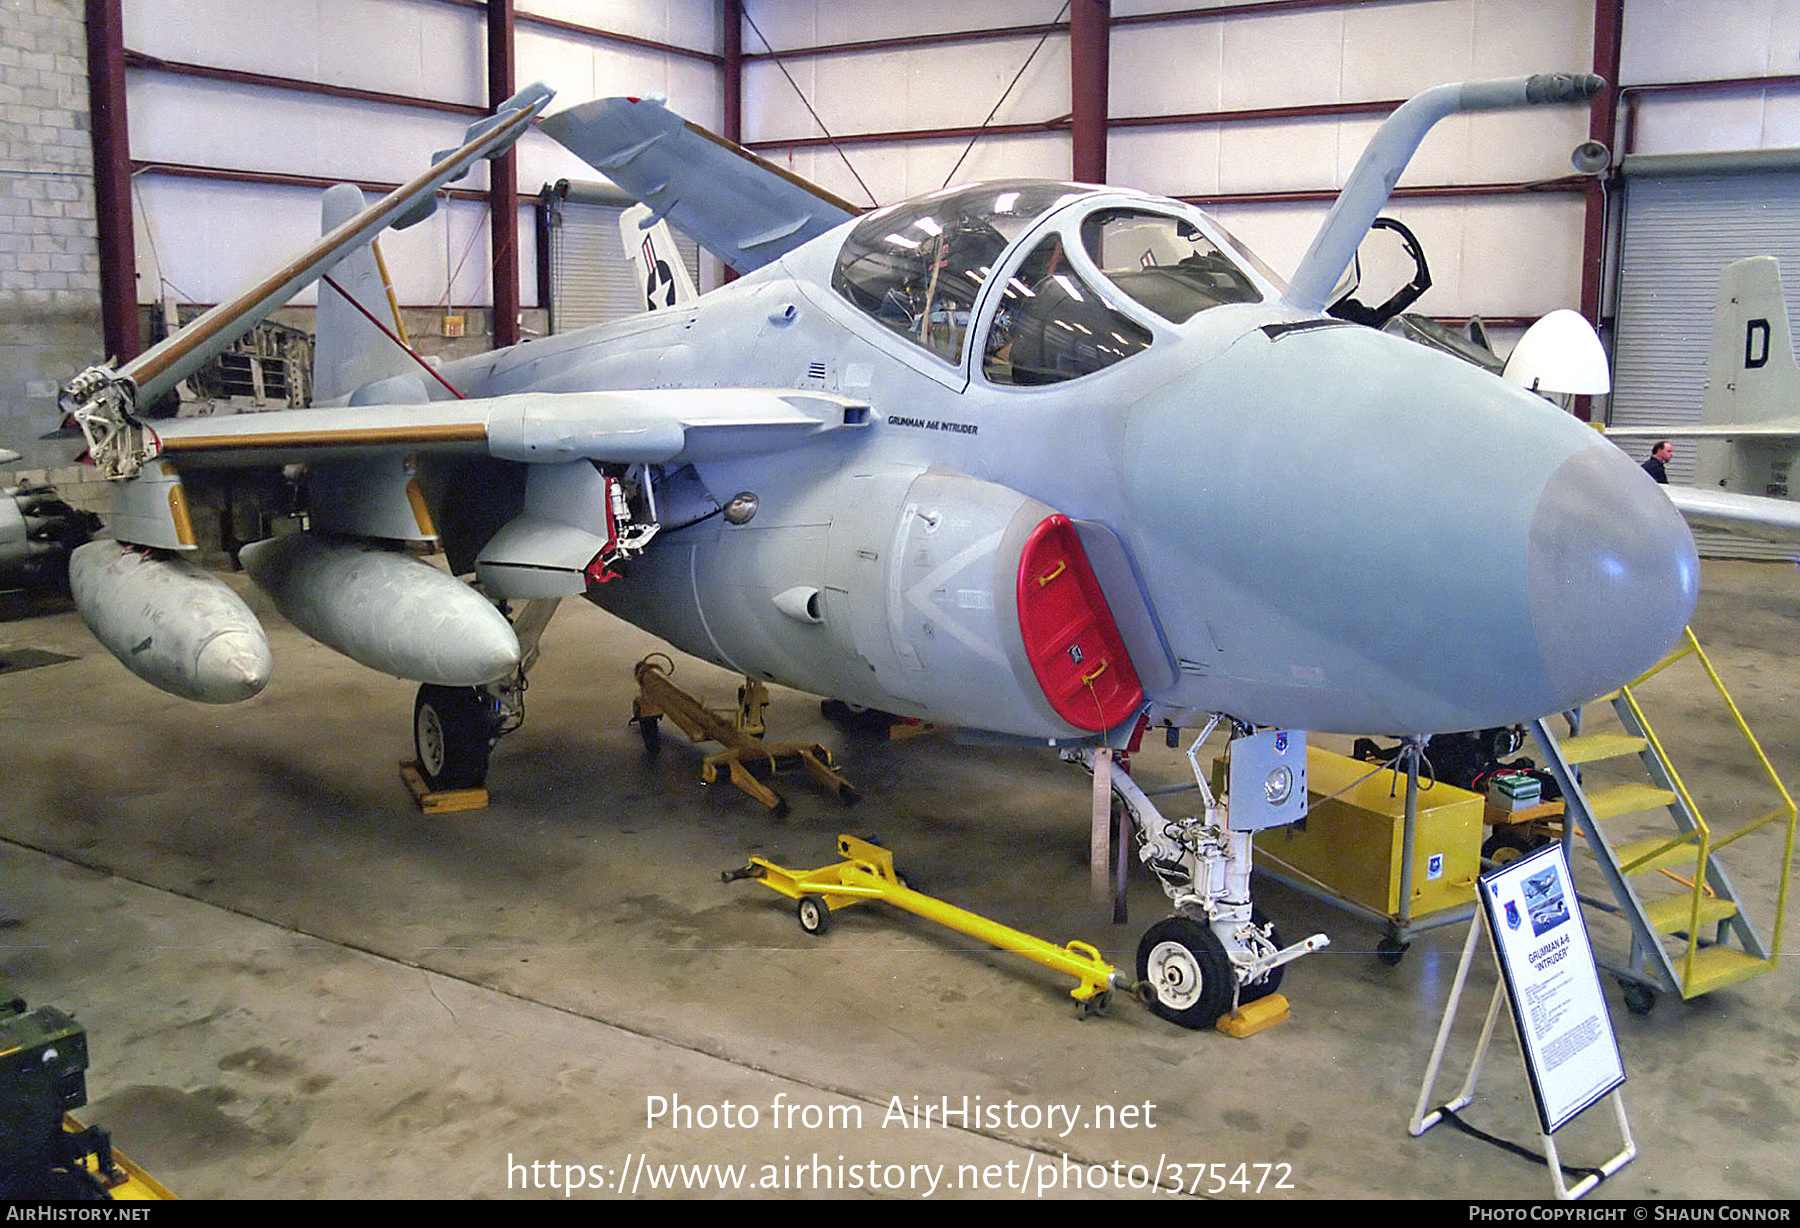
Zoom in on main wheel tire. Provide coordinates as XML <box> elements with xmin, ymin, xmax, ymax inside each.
<box><xmin>414</xmin><ymin>684</ymin><xmax>495</xmax><ymax>791</ymax></box>
<box><xmin>1136</xmin><ymin>915</ymin><xmax>1234</xmax><ymax>1029</ymax></box>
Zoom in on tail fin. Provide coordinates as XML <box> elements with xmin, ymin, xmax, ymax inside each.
<box><xmin>1704</xmin><ymin>256</ymin><xmax>1800</xmax><ymax>426</ymax></box>
<box><xmin>313</xmin><ymin>184</ymin><xmax>415</xmax><ymax>404</ymax></box>
<box><xmin>1693</xmin><ymin>257</ymin><xmax>1800</xmax><ymax>496</ymax></box>
<box><xmin>621</xmin><ymin>204</ymin><xmax>698</xmax><ymax>312</ymax></box>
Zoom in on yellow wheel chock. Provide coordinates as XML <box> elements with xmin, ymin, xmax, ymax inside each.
<box><xmin>726</xmin><ymin>834</ymin><xmax>1130</xmax><ymax>1017</ymax></box>
<box><xmin>633</xmin><ymin>656</ymin><xmax>858</xmax><ymax>815</ymax></box>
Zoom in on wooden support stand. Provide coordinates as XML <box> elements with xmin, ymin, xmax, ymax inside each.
<box><xmin>633</xmin><ymin>657</ymin><xmax>857</xmax><ymax>814</ymax></box>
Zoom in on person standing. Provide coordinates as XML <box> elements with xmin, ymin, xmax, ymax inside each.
<box><xmin>1642</xmin><ymin>440</ymin><xmax>1672</xmax><ymax>484</ymax></box>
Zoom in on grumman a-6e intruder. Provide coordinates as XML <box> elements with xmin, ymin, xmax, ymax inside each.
<box><xmin>59</xmin><ymin>74</ymin><xmax>1698</xmax><ymax>1030</ymax></box>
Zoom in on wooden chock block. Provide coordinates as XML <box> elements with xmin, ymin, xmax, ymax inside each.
<box><xmin>399</xmin><ymin>762</ymin><xmax>489</xmax><ymax>813</ymax></box>
<box><xmin>1216</xmin><ymin>993</ymin><xmax>1291</xmax><ymax>1038</ymax></box>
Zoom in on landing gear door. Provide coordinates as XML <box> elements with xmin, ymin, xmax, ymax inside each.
<box><xmin>1227</xmin><ymin>729</ymin><xmax>1308</xmax><ymax>831</ymax></box>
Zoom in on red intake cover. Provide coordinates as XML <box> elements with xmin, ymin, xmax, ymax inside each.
<box><xmin>1015</xmin><ymin>514</ymin><xmax>1145</xmax><ymax>731</ymax></box>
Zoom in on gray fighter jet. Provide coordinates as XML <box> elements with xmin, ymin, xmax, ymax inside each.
<box><xmin>55</xmin><ymin>75</ymin><xmax>1698</xmax><ymax>1028</ymax></box>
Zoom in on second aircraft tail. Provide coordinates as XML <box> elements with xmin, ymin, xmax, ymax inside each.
<box><xmin>621</xmin><ymin>203</ymin><xmax>698</xmax><ymax>313</ymax></box>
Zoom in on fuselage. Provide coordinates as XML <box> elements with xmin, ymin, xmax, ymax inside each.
<box><xmin>439</xmin><ymin>181</ymin><xmax>1699</xmax><ymax>740</ymax></box>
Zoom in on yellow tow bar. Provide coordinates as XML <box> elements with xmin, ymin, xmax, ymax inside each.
<box><xmin>728</xmin><ymin>834</ymin><xmax>1129</xmax><ymax>1016</ymax></box>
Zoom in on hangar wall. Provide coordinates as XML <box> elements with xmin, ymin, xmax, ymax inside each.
<box><xmin>122</xmin><ymin>0</ymin><xmax>720</xmax><ymax>311</ymax></box>
<box><xmin>738</xmin><ymin>0</ymin><xmax>1597</xmax><ymax>331</ymax></box>
<box><xmin>1620</xmin><ymin>0</ymin><xmax>1800</xmax><ymax>156</ymax></box>
<box><xmin>2</xmin><ymin>0</ymin><xmax>102</xmax><ymax>475</ymax></box>
<box><xmin>7</xmin><ymin>1</ymin><xmax>1800</xmax><ymax>475</ymax></box>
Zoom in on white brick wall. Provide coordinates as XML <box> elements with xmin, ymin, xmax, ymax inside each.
<box><xmin>1</xmin><ymin>0</ymin><xmax>102</xmax><ymax>472</ymax></box>
<box><xmin>0</xmin><ymin>462</ymin><xmax>115</xmax><ymax>517</ymax></box>
<box><xmin>1</xmin><ymin>0</ymin><xmax>100</xmax><ymax>308</ymax></box>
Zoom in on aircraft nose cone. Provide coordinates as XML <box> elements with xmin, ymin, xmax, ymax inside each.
<box><xmin>1121</xmin><ymin>321</ymin><xmax>1701</xmax><ymax>734</ymax></box>
<box><xmin>1527</xmin><ymin>445</ymin><xmax>1699</xmax><ymax>707</ymax></box>
<box><xmin>194</xmin><ymin>629</ymin><xmax>274</xmax><ymax>704</ymax></box>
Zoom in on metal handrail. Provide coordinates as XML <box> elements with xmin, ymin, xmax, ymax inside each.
<box><xmin>1684</xmin><ymin>630</ymin><xmax>1797</xmax><ymax>966</ymax></box>
<box><xmin>1622</xmin><ymin>628</ymin><xmax>1796</xmax><ymax>988</ymax></box>
<box><xmin>1615</xmin><ymin>682</ymin><xmax>1712</xmax><ymax>990</ymax></box>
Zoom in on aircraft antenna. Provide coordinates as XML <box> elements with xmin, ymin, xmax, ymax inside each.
<box><xmin>941</xmin><ymin>1</ymin><xmax>1071</xmax><ymax>189</ymax></box>
<box><xmin>742</xmin><ymin>9</ymin><xmax>879</xmax><ymax>208</ymax></box>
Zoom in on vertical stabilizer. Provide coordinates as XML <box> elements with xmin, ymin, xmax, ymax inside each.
<box><xmin>314</xmin><ymin>184</ymin><xmax>415</xmax><ymax>404</ymax></box>
<box><xmin>1703</xmin><ymin>257</ymin><xmax>1800</xmax><ymax>426</ymax></box>
<box><xmin>1695</xmin><ymin>257</ymin><xmax>1800</xmax><ymax>495</ymax></box>
<box><xmin>621</xmin><ymin>203</ymin><xmax>699</xmax><ymax>312</ymax></box>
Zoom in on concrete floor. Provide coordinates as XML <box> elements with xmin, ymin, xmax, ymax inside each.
<box><xmin>2</xmin><ymin>559</ymin><xmax>1798</xmax><ymax>1200</ymax></box>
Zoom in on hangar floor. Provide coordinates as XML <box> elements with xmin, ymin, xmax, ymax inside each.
<box><xmin>2</xmin><ymin>559</ymin><xmax>1798</xmax><ymax>1201</ymax></box>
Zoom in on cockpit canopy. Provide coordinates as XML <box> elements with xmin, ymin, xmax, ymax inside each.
<box><xmin>829</xmin><ymin>180</ymin><xmax>1267</xmax><ymax>385</ymax></box>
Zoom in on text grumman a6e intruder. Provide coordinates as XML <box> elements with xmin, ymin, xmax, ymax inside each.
<box><xmin>58</xmin><ymin>75</ymin><xmax>1698</xmax><ymax>1029</ymax></box>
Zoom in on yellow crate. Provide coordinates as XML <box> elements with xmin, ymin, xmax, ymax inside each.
<box><xmin>1255</xmin><ymin>747</ymin><xmax>1482</xmax><ymax>918</ymax></box>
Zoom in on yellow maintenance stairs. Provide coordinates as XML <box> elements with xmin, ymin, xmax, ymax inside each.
<box><xmin>1528</xmin><ymin>628</ymin><xmax>1797</xmax><ymax>1013</ymax></box>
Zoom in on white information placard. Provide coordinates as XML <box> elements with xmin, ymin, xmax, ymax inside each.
<box><xmin>1478</xmin><ymin>843</ymin><xmax>1625</xmax><ymax>1133</ymax></box>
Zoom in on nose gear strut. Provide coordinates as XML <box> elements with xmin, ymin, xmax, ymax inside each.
<box><xmin>1085</xmin><ymin>717</ymin><xmax>1329</xmax><ymax>1031</ymax></box>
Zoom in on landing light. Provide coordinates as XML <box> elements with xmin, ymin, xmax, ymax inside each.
<box><xmin>1265</xmin><ymin>766</ymin><xmax>1294</xmax><ymax>806</ymax></box>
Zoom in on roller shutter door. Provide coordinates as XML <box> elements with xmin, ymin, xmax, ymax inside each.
<box><xmin>546</xmin><ymin>202</ymin><xmax>701</xmax><ymax>334</ymax></box>
<box><xmin>1612</xmin><ymin>165</ymin><xmax>1800</xmax><ymax>560</ymax></box>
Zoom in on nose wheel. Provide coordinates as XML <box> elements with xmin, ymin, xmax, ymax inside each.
<box><xmin>1136</xmin><ymin>916</ymin><xmax>1233</xmax><ymax>1029</ymax></box>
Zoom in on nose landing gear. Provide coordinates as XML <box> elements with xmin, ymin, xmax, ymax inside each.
<box><xmin>1094</xmin><ymin>720</ymin><xmax>1330</xmax><ymax>1031</ymax></box>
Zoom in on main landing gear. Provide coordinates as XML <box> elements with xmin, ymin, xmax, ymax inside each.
<box><xmin>1088</xmin><ymin>719</ymin><xmax>1329</xmax><ymax>1031</ymax></box>
<box><xmin>413</xmin><ymin>683</ymin><xmax>501</xmax><ymax>791</ymax></box>
<box><xmin>409</xmin><ymin>599</ymin><xmax>560</xmax><ymax>794</ymax></box>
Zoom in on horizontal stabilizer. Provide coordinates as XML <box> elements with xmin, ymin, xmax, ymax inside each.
<box><xmin>1606</xmin><ymin>421</ymin><xmax>1800</xmax><ymax>441</ymax></box>
<box><xmin>539</xmin><ymin>96</ymin><xmax>855</xmax><ymax>273</ymax></box>
<box><xmin>1663</xmin><ymin>484</ymin><xmax>1800</xmax><ymax>543</ymax></box>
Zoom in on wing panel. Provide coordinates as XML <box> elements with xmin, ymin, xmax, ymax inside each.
<box><xmin>539</xmin><ymin>97</ymin><xmax>855</xmax><ymax>273</ymax></box>
<box><xmin>142</xmin><ymin>389</ymin><xmax>870</xmax><ymax>472</ymax></box>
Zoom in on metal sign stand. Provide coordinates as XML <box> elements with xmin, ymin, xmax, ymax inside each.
<box><xmin>1409</xmin><ymin>888</ymin><xmax>1636</xmax><ymax>1199</ymax></box>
